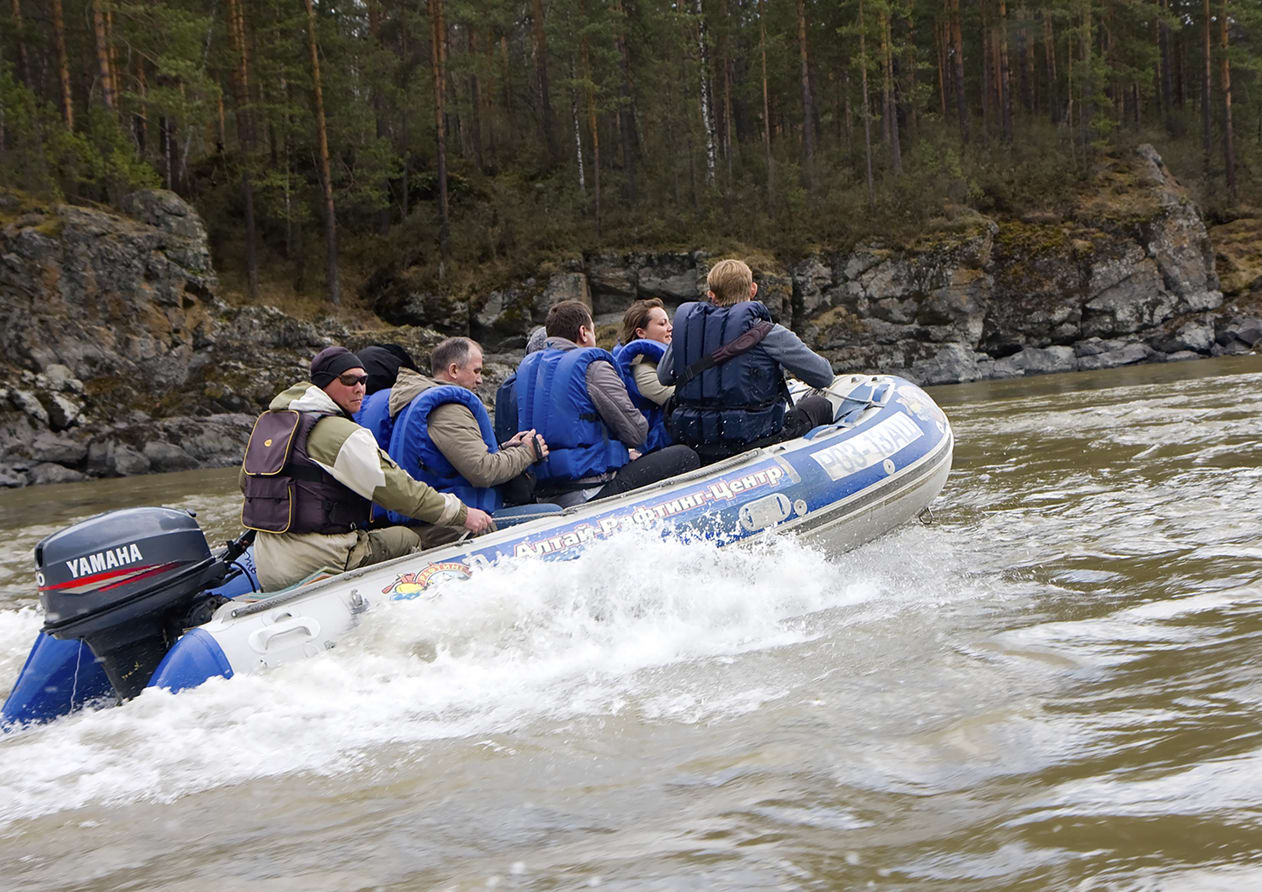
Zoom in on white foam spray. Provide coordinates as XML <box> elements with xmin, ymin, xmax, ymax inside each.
<box><xmin>0</xmin><ymin>524</ymin><xmax>962</xmax><ymax>826</ymax></box>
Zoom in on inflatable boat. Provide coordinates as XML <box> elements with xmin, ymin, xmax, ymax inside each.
<box><xmin>2</xmin><ymin>374</ymin><xmax>953</xmax><ymax>727</ymax></box>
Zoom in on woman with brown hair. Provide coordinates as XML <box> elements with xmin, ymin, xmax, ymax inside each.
<box><xmin>615</xmin><ymin>298</ymin><xmax>675</xmax><ymax>451</ymax></box>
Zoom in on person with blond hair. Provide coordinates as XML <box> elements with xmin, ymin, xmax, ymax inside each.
<box><xmin>614</xmin><ymin>297</ymin><xmax>675</xmax><ymax>452</ymax></box>
<box><xmin>657</xmin><ymin>259</ymin><xmax>835</xmax><ymax>460</ymax></box>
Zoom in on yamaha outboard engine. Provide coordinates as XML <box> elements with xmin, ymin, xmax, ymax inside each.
<box><xmin>35</xmin><ymin>507</ymin><xmax>250</xmax><ymax>701</ymax></box>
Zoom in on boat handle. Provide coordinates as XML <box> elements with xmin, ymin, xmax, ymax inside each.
<box><xmin>249</xmin><ymin>617</ymin><xmax>321</xmax><ymax>652</ymax></box>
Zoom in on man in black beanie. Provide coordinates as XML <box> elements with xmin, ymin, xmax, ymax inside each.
<box><xmin>240</xmin><ymin>345</ymin><xmax>494</xmax><ymax>590</ymax></box>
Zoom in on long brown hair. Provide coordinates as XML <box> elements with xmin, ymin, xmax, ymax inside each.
<box><xmin>619</xmin><ymin>298</ymin><xmax>666</xmax><ymax>345</ymax></box>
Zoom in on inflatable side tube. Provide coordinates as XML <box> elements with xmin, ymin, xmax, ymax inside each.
<box><xmin>1</xmin><ymin>633</ymin><xmax>113</xmax><ymax>728</ymax></box>
<box><xmin>147</xmin><ymin>629</ymin><xmax>235</xmax><ymax>693</ymax></box>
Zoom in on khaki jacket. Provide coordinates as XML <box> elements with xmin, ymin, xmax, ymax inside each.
<box><xmin>242</xmin><ymin>381</ymin><xmax>469</xmax><ymax>590</ymax></box>
<box><xmin>390</xmin><ymin>369</ymin><xmax>535</xmax><ymax>487</ymax></box>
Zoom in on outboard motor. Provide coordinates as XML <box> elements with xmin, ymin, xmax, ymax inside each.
<box><xmin>35</xmin><ymin>507</ymin><xmax>252</xmax><ymax>701</ymax></box>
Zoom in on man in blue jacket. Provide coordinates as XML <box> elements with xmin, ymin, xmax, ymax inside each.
<box><xmin>517</xmin><ymin>300</ymin><xmax>700</xmax><ymax>506</ymax></box>
<box><xmin>658</xmin><ymin>259</ymin><xmax>835</xmax><ymax>460</ymax></box>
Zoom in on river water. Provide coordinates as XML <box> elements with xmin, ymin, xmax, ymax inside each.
<box><xmin>0</xmin><ymin>356</ymin><xmax>1259</xmax><ymax>890</ymax></box>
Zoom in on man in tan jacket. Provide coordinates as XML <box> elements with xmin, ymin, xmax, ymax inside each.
<box><xmin>388</xmin><ymin>337</ymin><xmax>549</xmax><ymax>509</ymax></box>
<box><xmin>241</xmin><ymin>346</ymin><xmax>495</xmax><ymax>591</ymax></box>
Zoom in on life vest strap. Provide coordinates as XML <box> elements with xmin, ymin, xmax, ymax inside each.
<box><xmin>675</xmin><ymin>320</ymin><xmax>775</xmax><ymax>392</ymax></box>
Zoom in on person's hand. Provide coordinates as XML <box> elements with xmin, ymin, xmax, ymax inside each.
<box><xmin>462</xmin><ymin>507</ymin><xmax>496</xmax><ymax>534</ymax></box>
<box><xmin>505</xmin><ymin>429</ymin><xmax>536</xmax><ymax>448</ymax></box>
<box><xmin>532</xmin><ymin>434</ymin><xmax>549</xmax><ymax>461</ymax></box>
<box><xmin>628</xmin><ymin>449</ymin><xmax>642</xmax><ymax>461</ymax></box>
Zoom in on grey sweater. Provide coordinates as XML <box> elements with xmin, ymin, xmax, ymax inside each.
<box><xmin>657</xmin><ymin>319</ymin><xmax>834</xmax><ymax>389</ymax></box>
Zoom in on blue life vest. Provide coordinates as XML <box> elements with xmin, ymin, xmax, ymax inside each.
<box><xmin>353</xmin><ymin>388</ymin><xmax>396</xmax><ymax>449</ymax></box>
<box><xmin>386</xmin><ymin>386</ymin><xmax>503</xmax><ymax>521</ymax></box>
<box><xmin>667</xmin><ymin>300</ymin><xmax>788</xmax><ymax>450</ymax></box>
<box><xmin>493</xmin><ymin>372</ymin><xmax>518</xmax><ymax>445</ymax></box>
<box><xmin>516</xmin><ymin>347</ymin><xmax>630</xmax><ymax>483</ymax></box>
<box><xmin>615</xmin><ymin>339</ymin><xmax>673</xmax><ymax>452</ymax></box>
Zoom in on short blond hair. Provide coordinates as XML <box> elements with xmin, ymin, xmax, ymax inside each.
<box><xmin>706</xmin><ymin>259</ymin><xmax>753</xmax><ymax>306</ymax></box>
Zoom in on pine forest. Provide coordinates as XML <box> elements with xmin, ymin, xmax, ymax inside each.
<box><xmin>1</xmin><ymin>0</ymin><xmax>1260</xmax><ymax>306</ymax></box>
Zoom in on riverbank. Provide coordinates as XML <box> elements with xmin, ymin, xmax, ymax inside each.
<box><xmin>1</xmin><ymin>145</ymin><xmax>1258</xmax><ymax>488</ymax></box>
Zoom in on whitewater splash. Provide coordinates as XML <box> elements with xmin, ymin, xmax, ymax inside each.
<box><xmin>0</xmin><ymin>524</ymin><xmax>963</xmax><ymax>826</ymax></box>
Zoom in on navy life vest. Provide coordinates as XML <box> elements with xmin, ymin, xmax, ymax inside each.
<box><xmin>241</xmin><ymin>409</ymin><xmax>371</xmax><ymax>534</ymax></box>
<box><xmin>667</xmin><ymin>300</ymin><xmax>789</xmax><ymax>450</ymax></box>
<box><xmin>516</xmin><ymin>347</ymin><xmax>630</xmax><ymax>483</ymax></box>
<box><xmin>353</xmin><ymin>387</ymin><xmax>395</xmax><ymax>449</ymax></box>
<box><xmin>615</xmin><ymin>339</ymin><xmax>672</xmax><ymax>453</ymax></box>
<box><xmin>387</xmin><ymin>386</ymin><xmax>503</xmax><ymax>521</ymax></box>
<box><xmin>493</xmin><ymin>372</ymin><xmax>518</xmax><ymax>445</ymax></box>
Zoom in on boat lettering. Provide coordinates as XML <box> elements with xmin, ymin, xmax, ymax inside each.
<box><xmin>66</xmin><ymin>543</ymin><xmax>144</xmax><ymax>579</ymax></box>
<box><xmin>811</xmin><ymin>413</ymin><xmax>923</xmax><ymax>481</ymax></box>
<box><xmin>510</xmin><ymin>465</ymin><xmax>786</xmax><ymax>558</ymax></box>
<box><xmin>709</xmin><ymin>466</ymin><xmax>784</xmax><ymax>501</ymax></box>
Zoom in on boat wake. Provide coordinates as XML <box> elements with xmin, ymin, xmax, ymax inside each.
<box><xmin>0</xmin><ymin>524</ymin><xmax>960</xmax><ymax>826</ymax></box>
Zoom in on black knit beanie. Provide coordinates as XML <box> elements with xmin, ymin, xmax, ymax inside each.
<box><xmin>310</xmin><ymin>346</ymin><xmax>364</xmax><ymax>388</ymax></box>
<box><xmin>359</xmin><ymin>344</ymin><xmax>419</xmax><ymax>395</ymax></box>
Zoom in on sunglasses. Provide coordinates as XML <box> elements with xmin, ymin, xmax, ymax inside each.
<box><xmin>338</xmin><ymin>373</ymin><xmax>369</xmax><ymax>387</ymax></box>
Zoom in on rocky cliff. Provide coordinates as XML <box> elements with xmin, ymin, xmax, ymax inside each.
<box><xmin>388</xmin><ymin>144</ymin><xmax>1258</xmax><ymax>384</ymax></box>
<box><xmin>0</xmin><ymin>191</ymin><xmax>447</xmax><ymax>488</ymax></box>
<box><xmin>1</xmin><ymin>145</ymin><xmax>1258</xmax><ymax>488</ymax></box>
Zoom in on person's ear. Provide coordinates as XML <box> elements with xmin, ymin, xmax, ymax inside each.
<box><xmin>750</xmin><ymin>282</ymin><xmax>759</xmax><ymax>297</ymax></box>
<box><xmin>707</xmin><ymin>290</ymin><xmax>716</xmax><ymax>302</ymax></box>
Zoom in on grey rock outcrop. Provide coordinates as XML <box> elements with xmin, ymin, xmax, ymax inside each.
<box><xmin>2</xmin><ymin>144</ymin><xmax>1256</xmax><ymax>489</ymax></box>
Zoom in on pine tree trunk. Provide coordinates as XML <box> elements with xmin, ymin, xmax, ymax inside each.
<box><xmin>859</xmin><ymin>0</ymin><xmax>874</xmax><ymax>206</ymax></box>
<box><xmin>401</xmin><ymin>17</ymin><xmax>412</xmax><ymax>222</ymax></box>
<box><xmin>936</xmin><ymin>14</ymin><xmax>947</xmax><ymax>118</ymax></box>
<box><xmin>135</xmin><ymin>57</ymin><xmax>149</xmax><ymax>154</ymax></box>
<box><xmin>694</xmin><ymin>0</ymin><xmax>717</xmax><ymax>188</ymax></box>
<box><xmin>1079</xmin><ymin>4</ymin><xmax>1092</xmax><ymax>154</ymax></box>
<box><xmin>1158</xmin><ymin>0</ymin><xmax>1174</xmax><ymax>133</ymax></box>
<box><xmin>613</xmin><ymin>0</ymin><xmax>637</xmax><ymax>203</ymax></box>
<box><xmin>999</xmin><ymin>0</ymin><xmax>1013</xmax><ymax>143</ymax></box>
<box><xmin>880</xmin><ymin>11</ymin><xmax>901</xmax><ymax>173</ymax></box>
<box><xmin>795</xmin><ymin>0</ymin><xmax>815</xmax><ymax>180</ymax></box>
<box><xmin>225</xmin><ymin>0</ymin><xmax>258</xmax><ymax>299</ymax></box>
<box><xmin>1043</xmin><ymin>11</ymin><xmax>1058</xmax><ymax>122</ymax></box>
<box><xmin>758</xmin><ymin>0</ymin><xmax>774</xmax><ymax>207</ymax></box>
<box><xmin>305</xmin><ymin>0</ymin><xmax>340</xmax><ymax>303</ymax></box>
<box><xmin>91</xmin><ymin>0</ymin><xmax>115</xmax><ymax>110</ymax></box>
<box><xmin>530</xmin><ymin>0</ymin><xmax>558</xmax><ymax>163</ymax></box>
<box><xmin>901</xmin><ymin>7</ymin><xmax>917</xmax><ymax>142</ymax></box>
<box><xmin>582</xmin><ymin>34</ymin><xmax>602</xmax><ymax>235</ymax></box>
<box><xmin>570</xmin><ymin>57</ymin><xmax>585</xmax><ymax>192</ymax></box>
<box><xmin>950</xmin><ymin>0</ymin><xmax>967</xmax><ymax>141</ymax></box>
<box><xmin>1220</xmin><ymin>0</ymin><xmax>1235</xmax><ymax>203</ymax></box>
<box><xmin>9</xmin><ymin>0</ymin><xmax>30</xmax><ymax>87</ymax></box>
<box><xmin>720</xmin><ymin>0</ymin><xmax>734</xmax><ymax>185</ymax></box>
<box><xmin>980</xmin><ymin>6</ymin><xmax>991</xmax><ymax>136</ymax></box>
<box><xmin>1174</xmin><ymin>27</ymin><xmax>1185</xmax><ymax>109</ymax></box>
<box><xmin>468</xmin><ymin>27</ymin><xmax>484</xmax><ymax>172</ymax></box>
<box><xmin>1201</xmin><ymin>0</ymin><xmax>1211</xmax><ymax>184</ymax></box>
<box><xmin>430</xmin><ymin>0</ymin><xmax>451</xmax><ymax>273</ymax></box>
<box><xmin>52</xmin><ymin>0</ymin><xmax>73</xmax><ymax>129</ymax></box>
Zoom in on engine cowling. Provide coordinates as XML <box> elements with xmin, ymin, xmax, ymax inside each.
<box><xmin>37</xmin><ymin>507</ymin><xmax>225</xmax><ymax>700</ymax></box>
